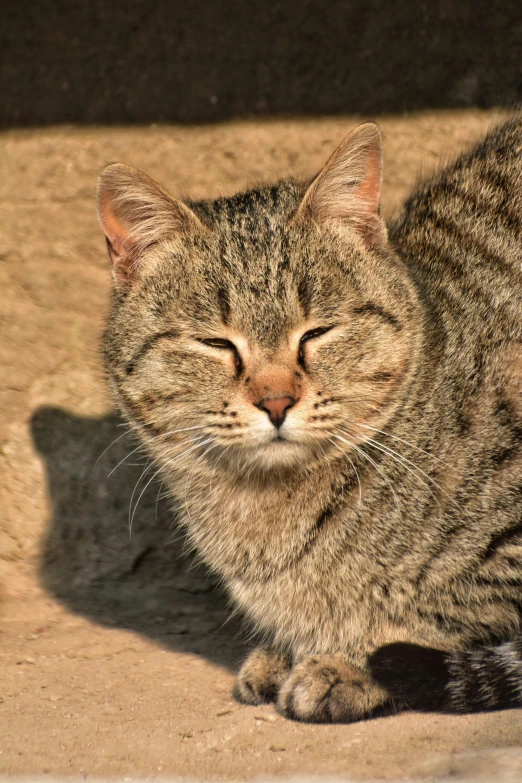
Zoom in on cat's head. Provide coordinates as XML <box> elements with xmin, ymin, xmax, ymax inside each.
<box><xmin>97</xmin><ymin>123</ymin><xmax>422</xmax><ymax>476</ymax></box>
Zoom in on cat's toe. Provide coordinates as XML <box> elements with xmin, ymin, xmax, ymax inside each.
<box><xmin>234</xmin><ymin>646</ymin><xmax>291</xmax><ymax>705</ymax></box>
<box><xmin>277</xmin><ymin>654</ymin><xmax>389</xmax><ymax>723</ymax></box>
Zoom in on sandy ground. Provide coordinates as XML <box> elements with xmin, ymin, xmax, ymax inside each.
<box><xmin>2</xmin><ymin>109</ymin><xmax>522</xmax><ymax>780</ymax></box>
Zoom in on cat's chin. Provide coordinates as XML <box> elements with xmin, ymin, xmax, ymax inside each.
<box><xmin>230</xmin><ymin>437</ymin><xmax>325</xmax><ymax>475</ymax></box>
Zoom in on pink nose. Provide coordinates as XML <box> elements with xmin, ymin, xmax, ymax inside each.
<box><xmin>257</xmin><ymin>396</ymin><xmax>295</xmax><ymax>428</ymax></box>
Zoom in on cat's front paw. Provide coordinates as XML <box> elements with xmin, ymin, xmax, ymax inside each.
<box><xmin>277</xmin><ymin>654</ymin><xmax>389</xmax><ymax>722</ymax></box>
<box><xmin>234</xmin><ymin>646</ymin><xmax>291</xmax><ymax>705</ymax></box>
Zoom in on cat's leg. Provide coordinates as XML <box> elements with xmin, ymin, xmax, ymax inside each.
<box><xmin>235</xmin><ymin>646</ymin><xmax>291</xmax><ymax>705</ymax></box>
<box><xmin>277</xmin><ymin>653</ymin><xmax>391</xmax><ymax>722</ymax></box>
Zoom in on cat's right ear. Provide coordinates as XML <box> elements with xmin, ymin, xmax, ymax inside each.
<box><xmin>97</xmin><ymin>163</ymin><xmax>205</xmax><ymax>285</ymax></box>
<box><xmin>293</xmin><ymin>122</ymin><xmax>386</xmax><ymax>248</ymax></box>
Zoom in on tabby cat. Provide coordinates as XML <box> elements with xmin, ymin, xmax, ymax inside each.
<box><xmin>97</xmin><ymin>118</ymin><xmax>522</xmax><ymax>722</ymax></box>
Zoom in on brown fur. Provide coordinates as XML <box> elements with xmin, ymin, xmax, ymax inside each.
<box><xmin>97</xmin><ymin>118</ymin><xmax>522</xmax><ymax>721</ymax></box>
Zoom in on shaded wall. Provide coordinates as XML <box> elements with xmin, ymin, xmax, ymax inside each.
<box><xmin>3</xmin><ymin>0</ymin><xmax>522</xmax><ymax>127</ymax></box>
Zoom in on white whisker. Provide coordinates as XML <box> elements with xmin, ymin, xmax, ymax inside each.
<box><xmin>340</xmin><ymin>424</ymin><xmax>451</xmax><ymax>506</ymax></box>
<box><xmin>331</xmin><ymin>432</ymin><xmax>401</xmax><ymax>515</ymax></box>
<box><xmin>327</xmin><ymin>435</ymin><xmax>362</xmax><ymax>507</ymax></box>
<box><xmin>108</xmin><ymin>426</ymin><xmax>202</xmax><ymax>478</ymax></box>
<box><xmin>353</xmin><ymin>421</ymin><xmax>448</xmax><ymax>466</ymax></box>
<box><xmin>94</xmin><ymin>430</ymin><xmax>132</xmax><ymax>467</ymax></box>
<box><xmin>183</xmin><ymin>440</ymin><xmax>221</xmax><ymax>525</ymax></box>
<box><xmin>127</xmin><ymin>435</ymin><xmax>205</xmax><ymax>536</ymax></box>
<box><xmin>108</xmin><ymin>441</ymin><xmax>148</xmax><ymax>478</ymax></box>
<box><xmin>363</xmin><ymin>435</ymin><xmax>438</xmax><ymax>499</ymax></box>
<box><xmin>127</xmin><ymin>458</ymin><xmax>155</xmax><ymax>538</ymax></box>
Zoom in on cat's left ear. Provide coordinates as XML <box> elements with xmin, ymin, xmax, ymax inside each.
<box><xmin>293</xmin><ymin>122</ymin><xmax>386</xmax><ymax>248</ymax></box>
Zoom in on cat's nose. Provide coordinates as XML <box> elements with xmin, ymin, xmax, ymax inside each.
<box><xmin>256</xmin><ymin>396</ymin><xmax>296</xmax><ymax>428</ymax></box>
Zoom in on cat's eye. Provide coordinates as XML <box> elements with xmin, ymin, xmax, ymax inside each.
<box><xmin>300</xmin><ymin>325</ymin><xmax>335</xmax><ymax>343</ymax></box>
<box><xmin>198</xmin><ymin>337</ymin><xmax>235</xmax><ymax>350</ymax></box>
<box><xmin>298</xmin><ymin>325</ymin><xmax>335</xmax><ymax>369</ymax></box>
<box><xmin>197</xmin><ymin>337</ymin><xmax>243</xmax><ymax>375</ymax></box>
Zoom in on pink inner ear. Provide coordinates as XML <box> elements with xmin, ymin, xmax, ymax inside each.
<box><xmin>98</xmin><ymin>196</ymin><xmax>143</xmax><ymax>284</ymax></box>
<box><xmin>354</xmin><ymin>146</ymin><xmax>381</xmax><ymax>216</ymax></box>
<box><xmin>325</xmin><ymin>135</ymin><xmax>382</xmax><ymax>223</ymax></box>
<box><xmin>99</xmin><ymin>199</ymin><xmax>130</xmax><ymax>259</ymax></box>
<box><xmin>97</xmin><ymin>161</ymin><xmax>203</xmax><ymax>286</ymax></box>
<box><xmin>294</xmin><ymin>123</ymin><xmax>384</xmax><ymax>237</ymax></box>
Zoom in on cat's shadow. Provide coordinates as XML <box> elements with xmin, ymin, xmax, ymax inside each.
<box><xmin>31</xmin><ymin>406</ymin><xmax>247</xmax><ymax>671</ymax></box>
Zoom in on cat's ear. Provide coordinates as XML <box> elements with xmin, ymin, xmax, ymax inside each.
<box><xmin>294</xmin><ymin>122</ymin><xmax>386</xmax><ymax>247</ymax></box>
<box><xmin>97</xmin><ymin>163</ymin><xmax>205</xmax><ymax>285</ymax></box>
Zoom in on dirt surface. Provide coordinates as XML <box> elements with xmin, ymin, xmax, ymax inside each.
<box><xmin>2</xmin><ymin>109</ymin><xmax>522</xmax><ymax>780</ymax></box>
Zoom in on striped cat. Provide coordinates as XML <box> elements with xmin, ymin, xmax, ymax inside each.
<box><xmin>97</xmin><ymin>117</ymin><xmax>522</xmax><ymax>721</ymax></box>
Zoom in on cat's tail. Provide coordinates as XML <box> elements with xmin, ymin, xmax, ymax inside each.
<box><xmin>368</xmin><ymin>638</ymin><xmax>522</xmax><ymax>712</ymax></box>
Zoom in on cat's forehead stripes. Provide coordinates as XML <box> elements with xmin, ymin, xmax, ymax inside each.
<box><xmin>190</xmin><ymin>181</ymin><xmax>304</xmax><ymax>231</ymax></box>
<box><xmin>204</xmin><ymin>222</ymin><xmax>301</xmax><ymax>347</ymax></box>
<box><xmin>217</xmin><ymin>286</ymin><xmax>231</xmax><ymax>325</ymax></box>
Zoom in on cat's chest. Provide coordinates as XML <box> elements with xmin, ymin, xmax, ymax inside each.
<box><xmin>177</xmin><ymin>467</ymin><xmax>343</xmax><ymax>580</ymax></box>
